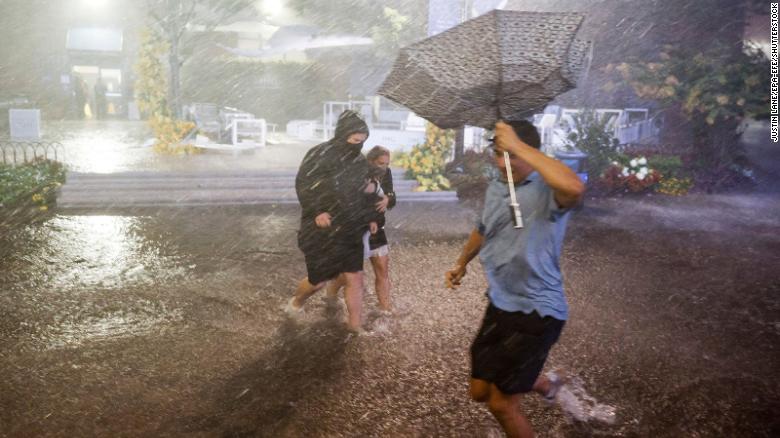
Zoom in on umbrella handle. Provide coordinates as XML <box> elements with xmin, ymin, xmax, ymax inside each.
<box><xmin>504</xmin><ymin>151</ymin><xmax>523</xmax><ymax>229</ymax></box>
<box><xmin>509</xmin><ymin>203</ymin><xmax>523</xmax><ymax>228</ymax></box>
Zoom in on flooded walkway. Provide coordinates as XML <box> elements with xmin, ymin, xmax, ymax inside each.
<box><xmin>1</xmin><ymin>194</ymin><xmax>778</xmax><ymax>437</ymax></box>
<box><xmin>0</xmin><ymin>121</ymin><xmax>778</xmax><ymax>436</ymax></box>
<box><xmin>42</xmin><ymin>120</ymin><xmax>316</xmax><ymax>173</ymax></box>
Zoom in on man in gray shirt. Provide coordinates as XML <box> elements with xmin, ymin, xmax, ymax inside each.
<box><xmin>445</xmin><ymin>120</ymin><xmax>585</xmax><ymax>438</ymax></box>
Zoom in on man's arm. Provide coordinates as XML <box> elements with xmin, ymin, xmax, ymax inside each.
<box><xmin>445</xmin><ymin>228</ymin><xmax>484</xmax><ymax>289</ymax></box>
<box><xmin>295</xmin><ymin>150</ymin><xmax>335</xmax><ymax>227</ymax></box>
<box><xmin>494</xmin><ymin>121</ymin><xmax>585</xmax><ymax>209</ymax></box>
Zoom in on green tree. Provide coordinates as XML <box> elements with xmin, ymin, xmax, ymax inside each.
<box><xmin>617</xmin><ymin>43</ymin><xmax>769</xmax><ymax>186</ymax></box>
<box><xmin>288</xmin><ymin>0</ymin><xmax>426</xmax><ymax>56</ymax></box>
<box><xmin>143</xmin><ymin>0</ymin><xmax>255</xmax><ymax>117</ymax></box>
<box><xmin>287</xmin><ymin>0</ymin><xmax>427</xmax><ymax>91</ymax></box>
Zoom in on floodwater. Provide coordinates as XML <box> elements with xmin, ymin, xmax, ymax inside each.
<box><xmin>43</xmin><ymin>120</ymin><xmax>314</xmax><ymax>173</ymax></box>
<box><xmin>1</xmin><ymin>121</ymin><xmax>778</xmax><ymax>436</ymax></box>
<box><xmin>1</xmin><ymin>190</ymin><xmax>779</xmax><ymax>436</ymax></box>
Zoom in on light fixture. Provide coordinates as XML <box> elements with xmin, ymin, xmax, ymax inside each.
<box><xmin>260</xmin><ymin>0</ymin><xmax>284</xmax><ymax>18</ymax></box>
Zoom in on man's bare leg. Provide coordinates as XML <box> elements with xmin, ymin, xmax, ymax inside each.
<box><xmin>469</xmin><ymin>378</ymin><xmax>491</xmax><ymax>402</ymax></box>
<box><xmin>342</xmin><ymin>271</ymin><xmax>364</xmax><ymax>332</ymax></box>
<box><xmin>486</xmin><ymin>384</ymin><xmax>534</xmax><ymax>438</ymax></box>
<box><xmin>325</xmin><ymin>273</ymin><xmax>346</xmax><ymax>299</ymax></box>
<box><xmin>291</xmin><ymin>277</ymin><xmax>326</xmax><ymax>309</ymax></box>
<box><xmin>369</xmin><ymin>255</ymin><xmax>391</xmax><ymax>312</ymax></box>
<box><xmin>470</xmin><ymin>378</ymin><xmax>535</xmax><ymax>438</ymax></box>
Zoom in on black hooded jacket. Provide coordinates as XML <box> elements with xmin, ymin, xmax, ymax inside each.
<box><xmin>296</xmin><ymin>110</ymin><xmax>380</xmax><ymax>251</ymax></box>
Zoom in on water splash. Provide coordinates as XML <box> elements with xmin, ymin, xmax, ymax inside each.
<box><xmin>549</xmin><ymin>372</ymin><xmax>617</xmax><ymax>425</ymax></box>
<box><xmin>368</xmin><ymin>316</ymin><xmax>393</xmax><ymax>336</ymax></box>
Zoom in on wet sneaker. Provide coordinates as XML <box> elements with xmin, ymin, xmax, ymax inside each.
<box><xmin>284</xmin><ymin>297</ymin><xmax>304</xmax><ymax>317</ymax></box>
<box><xmin>376</xmin><ymin>309</ymin><xmax>393</xmax><ymax>317</ymax></box>
<box><xmin>543</xmin><ymin>371</ymin><xmax>567</xmax><ymax>405</ymax></box>
<box><xmin>343</xmin><ymin>327</ymin><xmax>370</xmax><ymax>342</ymax></box>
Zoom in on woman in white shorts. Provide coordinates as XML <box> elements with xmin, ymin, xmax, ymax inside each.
<box><xmin>329</xmin><ymin>146</ymin><xmax>396</xmax><ymax>313</ymax></box>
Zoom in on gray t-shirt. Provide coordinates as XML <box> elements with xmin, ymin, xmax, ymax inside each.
<box><xmin>477</xmin><ymin>172</ymin><xmax>571</xmax><ymax>320</ymax></box>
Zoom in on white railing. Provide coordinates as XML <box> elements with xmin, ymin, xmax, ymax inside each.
<box><xmin>535</xmin><ymin>107</ymin><xmax>661</xmax><ymax>154</ymax></box>
<box><xmin>322</xmin><ymin>100</ymin><xmax>372</xmax><ymax>140</ymax></box>
<box><xmin>229</xmin><ymin>118</ymin><xmax>267</xmax><ymax>147</ymax></box>
<box><xmin>184</xmin><ymin>103</ymin><xmax>268</xmax><ymax>149</ymax></box>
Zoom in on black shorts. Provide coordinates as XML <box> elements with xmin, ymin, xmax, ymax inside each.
<box><xmin>303</xmin><ymin>241</ymin><xmax>364</xmax><ymax>285</ymax></box>
<box><xmin>470</xmin><ymin>302</ymin><xmax>565</xmax><ymax>395</ymax></box>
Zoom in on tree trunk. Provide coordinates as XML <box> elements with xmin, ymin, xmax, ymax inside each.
<box><xmin>169</xmin><ymin>36</ymin><xmax>181</xmax><ymax>119</ymax></box>
<box><xmin>659</xmin><ymin>103</ymin><xmax>693</xmax><ymax>154</ymax></box>
<box><xmin>454</xmin><ymin>127</ymin><xmax>464</xmax><ymax>161</ymax></box>
<box><xmin>166</xmin><ymin>0</ymin><xmax>182</xmax><ymax>119</ymax></box>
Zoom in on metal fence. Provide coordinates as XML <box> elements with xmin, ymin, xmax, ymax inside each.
<box><xmin>0</xmin><ymin>140</ymin><xmax>64</xmax><ymax>166</ymax></box>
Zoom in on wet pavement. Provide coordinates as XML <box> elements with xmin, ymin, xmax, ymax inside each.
<box><xmin>42</xmin><ymin>121</ymin><xmax>316</xmax><ymax>173</ymax></box>
<box><xmin>2</xmin><ymin>191</ymin><xmax>779</xmax><ymax>437</ymax></box>
<box><xmin>1</xmin><ymin>122</ymin><xmax>778</xmax><ymax>437</ymax></box>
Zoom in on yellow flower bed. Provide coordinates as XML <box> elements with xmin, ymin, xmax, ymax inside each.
<box><xmin>657</xmin><ymin>176</ymin><xmax>693</xmax><ymax>196</ymax></box>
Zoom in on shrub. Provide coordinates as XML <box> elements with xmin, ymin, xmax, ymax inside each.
<box><xmin>564</xmin><ymin>109</ymin><xmax>621</xmax><ymax>182</ymax></box>
<box><xmin>395</xmin><ymin>124</ymin><xmax>453</xmax><ymax>191</ymax></box>
<box><xmin>648</xmin><ymin>155</ymin><xmax>685</xmax><ymax>179</ymax></box>
<box><xmin>0</xmin><ymin>159</ymin><xmax>65</xmax><ymax>210</ymax></box>
<box><xmin>148</xmin><ymin>116</ymin><xmax>199</xmax><ymax>155</ymax></box>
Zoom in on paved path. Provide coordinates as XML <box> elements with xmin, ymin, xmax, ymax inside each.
<box><xmin>57</xmin><ymin>169</ymin><xmax>457</xmax><ymax>208</ymax></box>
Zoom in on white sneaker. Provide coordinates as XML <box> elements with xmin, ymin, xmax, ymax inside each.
<box><xmin>284</xmin><ymin>297</ymin><xmax>304</xmax><ymax>317</ymax></box>
<box><xmin>376</xmin><ymin>309</ymin><xmax>393</xmax><ymax>317</ymax></box>
<box><xmin>543</xmin><ymin>371</ymin><xmax>567</xmax><ymax>405</ymax></box>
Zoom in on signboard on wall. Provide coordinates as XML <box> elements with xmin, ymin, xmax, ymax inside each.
<box><xmin>9</xmin><ymin>109</ymin><xmax>41</xmax><ymax>140</ymax></box>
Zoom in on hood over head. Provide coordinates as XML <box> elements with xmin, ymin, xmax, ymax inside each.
<box><xmin>328</xmin><ymin>109</ymin><xmax>370</xmax><ymax>161</ymax></box>
<box><xmin>333</xmin><ymin>109</ymin><xmax>369</xmax><ymax>144</ymax></box>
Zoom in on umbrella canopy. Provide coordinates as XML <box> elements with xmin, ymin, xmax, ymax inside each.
<box><xmin>378</xmin><ymin>10</ymin><xmax>591</xmax><ymax>129</ymax></box>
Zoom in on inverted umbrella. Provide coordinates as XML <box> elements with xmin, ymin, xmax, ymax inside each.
<box><xmin>378</xmin><ymin>10</ymin><xmax>591</xmax><ymax>228</ymax></box>
<box><xmin>378</xmin><ymin>10</ymin><xmax>591</xmax><ymax>129</ymax></box>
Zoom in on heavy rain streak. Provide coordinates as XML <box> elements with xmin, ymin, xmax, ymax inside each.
<box><xmin>0</xmin><ymin>0</ymin><xmax>777</xmax><ymax>437</ymax></box>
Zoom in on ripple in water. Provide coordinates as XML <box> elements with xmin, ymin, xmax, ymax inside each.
<box><xmin>35</xmin><ymin>300</ymin><xmax>183</xmax><ymax>350</ymax></box>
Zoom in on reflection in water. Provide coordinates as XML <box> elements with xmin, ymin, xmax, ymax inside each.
<box><xmin>41</xmin><ymin>301</ymin><xmax>184</xmax><ymax>350</ymax></box>
<box><xmin>52</xmin><ymin>121</ymin><xmax>156</xmax><ymax>173</ymax></box>
<box><xmin>51</xmin><ymin>215</ymin><xmax>143</xmax><ymax>287</ymax></box>
<box><xmin>2</xmin><ymin>214</ymin><xmax>192</xmax><ymax>350</ymax></box>
<box><xmin>47</xmin><ymin>120</ymin><xmax>313</xmax><ymax>173</ymax></box>
<box><xmin>71</xmin><ymin>132</ymin><xmax>126</xmax><ymax>173</ymax></box>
